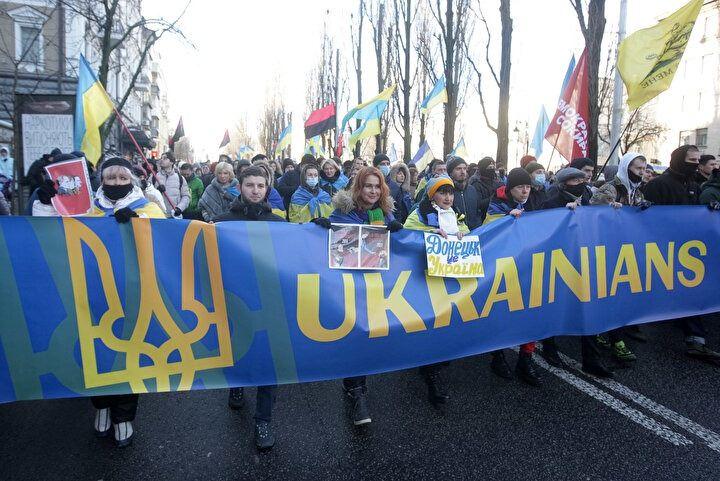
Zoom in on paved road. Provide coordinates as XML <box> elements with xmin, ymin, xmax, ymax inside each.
<box><xmin>1</xmin><ymin>320</ymin><xmax>720</xmax><ymax>481</ymax></box>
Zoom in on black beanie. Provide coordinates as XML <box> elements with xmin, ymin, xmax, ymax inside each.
<box><xmin>569</xmin><ymin>157</ymin><xmax>595</xmax><ymax>171</ymax></box>
<box><xmin>670</xmin><ymin>145</ymin><xmax>699</xmax><ymax>172</ymax></box>
<box><xmin>477</xmin><ymin>156</ymin><xmax>494</xmax><ymax>171</ymax></box>
<box><xmin>446</xmin><ymin>155</ymin><xmax>467</xmax><ymax>175</ymax></box>
<box><xmin>506</xmin><ymin>167</ymin><xmax>532</xmax><ymax>191</ymax></box>
<box><xmin>101</xmin><ymin>156</ymin><xmax>133</xmax><ymax>174</ymax></box>
<box><xmin>373</xmin><ymin>153</ymin><xmax>390</xmax><ymax>166</ymax></box>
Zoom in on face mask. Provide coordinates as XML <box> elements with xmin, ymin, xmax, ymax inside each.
<box><xmin>379</xmin><ymin>165</ymin><xmax>390</xmax><ymax>176</ymax></box>
<box><xmin>306</xmin><ymin>177</ymin><xmax>319</xmax><ymax>188</ymax></box>
<box><xmin>532</xmin><ymin>174</ymin><xmax>546</xmax><ymax>186</ymax></box>
<box><xmin>481</xmin><ymin>167</ymin><xmax>496</xmax><ymax>180</ymax></box>
<box><xmin>140</xmin><ymin>179</ymin><xmax>148</xmax><ymax>190</ymax></box>
<box><xmin>564</xmin><ymin>183</ymin><xmax>586</xmax><ymax>197</ymax></box>
<box><xmin>679</xmin><ymin>162</ymin><xmax>699</xmax><ymax>178</ymax></box>
<box><xmin>104</xmin><ymin>183</ymin><xmax>134</xmax><ymax>201</ymax></box>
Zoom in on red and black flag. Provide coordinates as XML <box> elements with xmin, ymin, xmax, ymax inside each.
<box><xmin>219</xmin><ymin>129</ymin><xmax>230</xmax><ymax>149</ymax></box>
<box><xmin>304</xmin><ymin>103</ymin><xmax>336</xmax><ymax>139</ymax></box>
<box><xmin>169</xmin><ymin>116</ymin><xmax>184</xmax><ymax>150</ymax></box>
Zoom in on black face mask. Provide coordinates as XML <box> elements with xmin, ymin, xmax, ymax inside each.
<box><xmin>104</xmin><ymin>183</ymin><xmax>134</xmax><ymax>201</ymax></box>
<box><xmin>564</xmin><ymin>183</ymin><xmax>586</xmax><ymax>197</ymax></box>
<box><xmin>678</xmin><ymin>162</ymin><xmax>699</xmax><ymax>178</ymax></box>
<box><xmin>481</xmin><ymin>167</ymin><xmax>496</xmax><ymax>180</ymax></box>
<box><xmin>628</xmin><ymin>170</ymin><xmax>642</xmax><ymax>183</ymax></box>
<box><xmin>140</xmin><ymin>179</ymin><xmax>148</xmax><ymax>190</ymax></box>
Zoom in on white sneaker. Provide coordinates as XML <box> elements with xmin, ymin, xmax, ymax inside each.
<box><xmin>94</xmin><ymin>408</ymin><xmax>111</xmax><ymax>437</ymax></box>
<box><xmin>113</xmin><ymin>421</ymin><xmax>134</xmax><ymax>448</ymax></box>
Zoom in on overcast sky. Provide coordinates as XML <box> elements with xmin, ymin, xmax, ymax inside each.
<box><xmin>144</xmin><ymin>0</ymin><xmax>683</xmax><ymax>166</ymax></box>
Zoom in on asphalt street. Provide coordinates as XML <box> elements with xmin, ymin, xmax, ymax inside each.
<box><xmin>1</xmin><ymin>319</ymin><xmax>720</xmax><ymax>481</ymax></box>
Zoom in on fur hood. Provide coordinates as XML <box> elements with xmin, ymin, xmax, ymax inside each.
<box><xmin>332</xmin><ymin>188</ymin><xmax>395</xmax><ymax>214</ymax></box>
<box><xmin>389</xmin><ymin>163</ymin><xmax>412</xmax><ymax>194</ymax></box>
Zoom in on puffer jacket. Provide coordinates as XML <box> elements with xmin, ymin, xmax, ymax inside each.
<box><xmin>154</xmin><ymin>169</ymin><xmax>191</xmax><ymax>215</ymax></box>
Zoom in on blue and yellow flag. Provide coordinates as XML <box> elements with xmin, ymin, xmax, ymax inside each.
<box><xmin>275</xmin><ymin>124</ymin><xmax>292</xmax><ymax>157</ymax></box>
<box><xmin>340</xmin><ymin>85</ymin><xmax>396</xmax><ymax>148</ymax></box>
<box><xmin>238</xmin><ymin>145</ymin><xmax>254</xmax><ymax>158</ymax></box>
<box><xmin>618</xmin><ymin>0</ymin><xmax>703</xmax><ymax>110</ymax></box>
<box><xmin>74</xmin><ymin>55</ymin><xmax>114</xmax><ymax>165</ymax></box>
<box><xmin>305</xmin><ymin>135</ymin><xmax>326</xmax><ymax>157</ymax></box>
<box><xmin>451</xmin><ymin>137</ymin><xmax>469</xmax><ymax>159</ymax></box>
<box><xmin>420</xmin><ymin>75</ymin><xmax>448</xmax><ymax>115</ymax></box>
<box><xmin>411</xmin><ymin>141</ymin><xmax>434</xmax><ymax>171</ymax></box>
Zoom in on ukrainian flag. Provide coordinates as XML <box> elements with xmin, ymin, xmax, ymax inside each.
<box><xmin>238</xmin><ymin>145</ymin><xmax>254</xmax><ymax>158</ymax></box>
<box><xmin>618</xmin><ymin>0</ymin><xmax>702</xmax><ymax>109</ymax></box>
<box><xmin>305</xmin><ymin>135</ymin><xmax>326</xmax><ymax>157</ymax></box>
<box><xmin>411</xmin><ymin>141</ymin><xmax>434</xmax><ymax>171</ymax></box>
<box><xmin>451</xmin><ymin>137</ymin><xmax>469</xmax><ymax>159</ymax></box>
<box><xmin>275</xmin><ymin>124</ymin><xmax>292</xmax><ymax>157</ymax></box>
<box><xmin>74</xmin><ymin>55</ymin><xmax>114</xmax><ymax>165</ymax></box>
<box><xmin>420</xmin><ymin>75</ymin><xmax>447</xmax><ymax>115</ymax></box>
<box><xmin>340</xmin><ymin>85</ymin><xmax>396</xmax><ymax>148</ymax></box>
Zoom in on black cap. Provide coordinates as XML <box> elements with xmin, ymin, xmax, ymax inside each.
<box><xmin>373</xmin><ymin>153</ymin><xmax>390</xmax><ymax>166</ymax></box>
<box><xmin>506</xmin><ymin>167</ymin><xmax>532</xmax><ymax>191</ymax></box>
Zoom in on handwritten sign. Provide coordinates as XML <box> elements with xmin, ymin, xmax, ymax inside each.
<box><xmin>424</xmin><ymin>233</ymin><xmax>484</xmax><ymax>278</ymax></box>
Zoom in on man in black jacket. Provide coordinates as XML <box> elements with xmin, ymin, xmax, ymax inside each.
<box><xmin>373</xmin><ymin>153</ymin><xmax>411</xmax><ymax>223</ymax></box>
<box><xmin>469</xmin><ymin>156</ymin><xmax>502</xmax><ymax>201</ymax></box>
<box><xmin>213</xmin><ymin>165</ymin><xmax>284</xmax><ymax>450</ymax></box>
<box><xmin>276</xmin><ymin>153</ymin><xmax>316</xmax><ymax>210</ymax></box>
<box><xmin>446</xmin><ymin>155</ymin><xmax>484</xmax><ymax>230</ymax></box>
<box><xmin>643</xmin><ymin>145</ymin><xmax>720</xmax><ymax>362</ymax></box>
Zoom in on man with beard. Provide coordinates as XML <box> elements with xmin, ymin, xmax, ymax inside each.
<box><xmin>446</xmin><ymin>155</ymin><xmax>484</xmax><ymax>230</ymax></box>
<box><xmin>644</xmin><ymin>145</ymin><xmax>720</xmax><ymax>362</ymax></box>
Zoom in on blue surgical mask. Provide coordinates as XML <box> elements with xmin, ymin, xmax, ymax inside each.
<box><xmin>379</xmin><ymin>165</ymin><xmax>391</xmax><ymax>176</ymax></box>
<box><xmin>533</xmin><ymin>174</ymin><xmax>546</xmax><ymax>186</ymax></box>
<box><xmin>306</xmin><ymin>177</ymin><xmax>319</xmax><ymax>188</ymax></box>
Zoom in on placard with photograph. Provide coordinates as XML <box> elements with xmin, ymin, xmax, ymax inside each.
<box><xmin>44</xmin><ymin>158</ymin><xmax>93</xmax><ymax>216</ymax></box>
<box><xmin>329</xmin><ymin>223</ymin><xmax>390</xmax><ymax>270</ymax></box>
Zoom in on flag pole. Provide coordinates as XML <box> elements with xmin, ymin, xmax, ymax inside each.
<box><xmin>110</xmin><ymin>105</ymin><xmax>177</xmax><ymax>211</ymax></box>
<box><xmin>594</xmin><ymin>108</ymin><xmax>639</xmax><ymax>181</ymax></box>
<box><xmin>544</xmin><ymin>135</ymin><xmax>560</xmax><ymax>172</ymax></box>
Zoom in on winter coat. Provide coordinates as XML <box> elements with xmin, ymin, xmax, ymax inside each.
<box><xmin>386</xmin><ymin>176</ymin><xmax>412</xmax><ymax>223</ymax></box>
<box><xmin>452</xmin><ymin>182</ymin><xmax>484</xmax><ymax>230</ymax></box>
<box><xmin>144</xmin><ymin>183</ymin><xmax>166</xmax><ymax>212</ymax></box>
<box><xmin>699</xmin><ymin>177</ymin><xmax>720</xmax><ymax>205</ymax></box>
<box><xmin>289</xmin><ymin>185</ymin><xmax>333</xmax><ymax>223</ymax></box>
<box><xmin>541</xmin><ymin>185</ymin><xmax>592</xmax><ymax>210</ymax></box>
<box><xmin>276</xmin><ymin>169</ymin><xmax>301</xmax><ymax>210</ymax></box>
<box><xmin>528</xmin><ymin>186</ymin><xmax>548</xmax><ymax>211</ymax></box>
<box><xmin>483</xmin><ymin>185</ymin><xmax>535</xmax><ymax>225</ymax></box>
<box><xmin>469</xmin><ymin>173</ymin><xmax>502</xmax><ymax>201</ymax></box>
<box><xmin>154</xmin><ymin>169</ymin><xmax>191</xmax><ymax>215</ymax></box>
<box><xmin>389</xmin><ymin>164</ymin><xmax>413</xmax><ymax>195</ymax></box>
<box><xmin>198</xmin><ymin>178</ymin><xmax>239</xmax><ymax>221</ymax></box>
<box><xmin>328</xmin><ymin>189</ymin><xmax>396</xmax><ymax>225</ymax></box>
<box><xmin>185</xmin><ymin>174</ymin><xmax>205</xmax><ymax>211</ymax></box>
<box><xmin>590</xmin><ymin>153</ymin><xmax>646</xmax><ymax>206</ymax></box>
<box><xmin>32</xmin><ymin>185</ymin><xmax>165</xmax><ymax>218</ymax></box>
<box><xmin>213</xmin><ymin>197</ymin><xmax>286</xmax><ymax>223</ymax></box>
<box><xmin>642</xmin><ymin>169</ymin><xmax>699</xmax><ymax>206</ymax></box>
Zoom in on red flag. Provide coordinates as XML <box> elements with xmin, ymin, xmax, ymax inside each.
<box><xmin>545</xmin><ymin>49</ymin><xmax>590</xmax><ymax>161</ymax></box>
<box><xmin>305</xmin><ymin>103</ymin><xmax>336</xmax><ymax>138</ymax></box>
<box><xmin>219</xmin><ymin>129</ymin><xmax>230</xmax><ymax>149</ymax></box>
<box><xmin>335</xmin><ymin>132</ymin><xmax>344</xmax><ymax>157</ymax></box>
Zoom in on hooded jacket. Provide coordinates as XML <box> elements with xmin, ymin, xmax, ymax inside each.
<box><xmin>198</xmin><ymin>178</ymin><xmax>239</xmax><ymax>221</ymax></box>
<box><xmin>590</xmin><ymin>152</ymin><xmax>646</xmax><ymax>206</ymax></box>
<box><xmin>385</xmin><ymin>176</ymin><xmax>411</xmax><ymax>223</ymax></box>
<box><xmin>328</xmin><ymin>189</ymin><xmax>395</xmax><ymax>225</ymax></box>
<box><xmin>699</xmin><ymin>175</ymin><xmax>720</xmax><ymax>205</ymax></box>
<box><xmin>389</xmin><ymin>163</ymin><xmax>413</xmax><ymax>195</ymax></box>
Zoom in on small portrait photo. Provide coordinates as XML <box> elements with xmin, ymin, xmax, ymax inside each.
<box><xmin>329</xmin><ymin>224</ymin><xmax>360</xmax><ymax>269</ymax></box>
<box><xmin>359</xmin><ymin>226</ymin><xmax>390</xmax><ymax>270</ymax></box>
<box><xmin>56</xmin><ymin>175</ymin><xmax>82</xmax><ymax>196</ymax></box>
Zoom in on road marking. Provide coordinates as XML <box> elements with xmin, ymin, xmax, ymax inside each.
<box><xmin>555</xmin><ymin>351</ymin><xmax>720</xmax><ymax>454</ymax></box>
<box><xmin>525</xmin><ymin>352</ymin><xmax>693</xmax><ymax>447</ymax></box>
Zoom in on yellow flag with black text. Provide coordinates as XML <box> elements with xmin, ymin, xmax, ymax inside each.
<box><xmin>618</xmin><ymin>0</ymin><xmax>703</xmax><ymax>110</ymax></box>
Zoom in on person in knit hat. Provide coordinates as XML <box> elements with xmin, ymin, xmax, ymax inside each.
<box><xmin>469</xmin><ymin>156</ymin><xmax>502</xmax><ymax>200</ymax></box>
<box><xmin>520</xmin><ymin>155</ymin><xmax>537</xmax><ymax>170</ymax></box>
<box><xmin>524</xmin><ymin>161</ymin><xmax>548</xmax><ymax>209</ymax></box>
<box><xmin>481</xmin><ymin>167</ymin><xmax>542</xmax><ymax>385</ymax></box>
<box><xmin>444</xmin><ymin>155</ymin><xmax>485</xmax><ymax>229</ymax></box>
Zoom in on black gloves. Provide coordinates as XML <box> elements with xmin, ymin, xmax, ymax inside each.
<box><xmin>37</xmin><ymin>179</ymin><xmax>57</xmax><ymax>205</ymax></box>
<box><xmin>157</xmin><ymin>184</ymin><xmax>166</xmax><ymax>193</ymax></box>
<box><xmin>114</xmin><ymin>207</ymin><xmax>139</xmax><ymax>223</ymax></box>
<box><xmin>638</xmin><ymin>200</ymin><xmax>652</xmax><ymax>211</ymax></box>
<box><xmin>311</xmin><ymin>217</ymin><xmax>332</xmax><ymax>229</ymax></box>
<box><xmin>387</xmin><ymin>220</ymin><xmax>404</xmax><ymax>233</ymax></box>
<box><xmin>708</xmin><ymin>201</ymin><xmax>720</xmax><ymax>211</ymax></box>
<box><xmin>173</xmin><ymin>207</ymin><xmax>183</xmax><ymax>217</ymax></box>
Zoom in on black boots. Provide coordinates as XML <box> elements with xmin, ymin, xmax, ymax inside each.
<box><xmin>345</xmin><ymin>386</ymin><xmax>371</xmax><ymax>425</ymax></box>
<box><xmin>490</xmin><ymin>350</ymin><xmax>513</xmax><ymax>379</ymax></box>
<box><xmin>515</xmin><ymin>352</ymin><xmax>541</xmax><ymax>386</ymax></box>
<box><xmin>254</xmin><ymin>421</ymin><xmax>275</xmax><ymax>451</ymax></box>
<box><xmin>228</xmin><ymin>387</ymin><xmax>244</xmax><ymax>410</ymax></box>
<box><xmin>423</xmin><ymin>369</ymin><xmax>449</xmax><ymax>405</ymax></box>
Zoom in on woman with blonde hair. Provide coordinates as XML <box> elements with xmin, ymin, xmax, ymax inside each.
<box><xmin>198</xmin><ymin>161</ymin><xmax>239</xmax><ymax>221</ymax></box>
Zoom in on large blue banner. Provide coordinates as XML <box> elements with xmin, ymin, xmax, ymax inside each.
<box><xmin>0</xmin><ymin>206</ymin><xmax>717</xmax><ymax>404</ymax></box>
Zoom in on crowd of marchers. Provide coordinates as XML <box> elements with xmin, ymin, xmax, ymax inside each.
<box><xmin>1</xmin><ymin>143</ymin><xmax>719</xmax><ymax>452</ymax></box>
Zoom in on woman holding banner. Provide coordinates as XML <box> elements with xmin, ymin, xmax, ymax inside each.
<box><xmin>313</xmin><ymin>166</ymin><xmax>403</xmax><ymax>426</ymax></box>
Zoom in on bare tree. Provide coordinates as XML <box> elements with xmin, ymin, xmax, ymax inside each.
<box><xmin>259</xmin><ymin>87</ymin><xmax>290</xmax><ymax>159</ymax></box>
<box><xmin>390</xmin><ymin>0</ymin><xmax>420</xmax><ymax>162</ymax></box>
<box><xmin>467</xmin><ymin>0</ymin><xmax>512</xmax><ymax>168</ymax></box>
<box><xmin>226</xmin><ymin>117</ymin><xmax>254</xmax><ymax>159</ymax></box>
<box><xmin>414</xmin><ymin>10</ymin><xmax>438</xmax><ymax>148</ymax></box>
<box><xmin>430</xmin><ymin>0</ymin><xmax>473</xmax><ymax>156</ymax></box>
<box><xmin>570</xmin><ymin>0</ymin><xmax>606</xmax><ymax>162</ymax></box>
<box><xmin>60</xmin><ymin>0</ymin><xmax>191</xmax><ymax>139</ymax></box>
<box><xmin>366</xmin><ymin>0</ymin><xmax>395</xmax><ymax>154</ymax></box>
<box><xmin>350</xmin><ymin>0</ymin><xmax>365</xmax><ymax>158</ymax></box>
